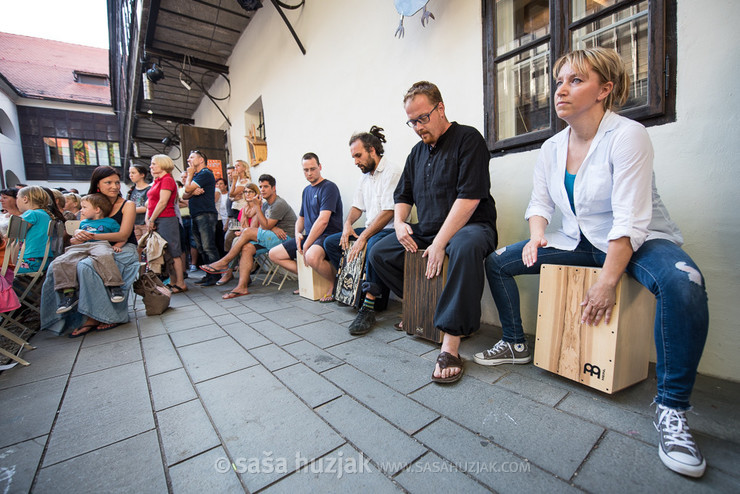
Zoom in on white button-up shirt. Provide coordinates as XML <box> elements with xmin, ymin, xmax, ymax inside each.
<box><xmin>525</xmin><ymin>110</ymin><xmax>683</xmax><ymax>253</ymax></box>
<box><xmin>352</xmin><ymin>156</ymin><xmax>402</xmax><ymax>229</ymax></box>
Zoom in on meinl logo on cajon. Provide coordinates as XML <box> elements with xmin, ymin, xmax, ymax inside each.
<box><xmin>583</xmin><ymin>363</ymin><xmax>602</xmax><ymax>380</ymax></box>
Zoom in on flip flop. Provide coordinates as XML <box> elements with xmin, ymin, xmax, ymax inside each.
<box><xmin>68</xmin><ymin>323</ymin><xmax>98</xmax><ymax>338</ymax></box>
<box><xmin>222</xmin><ymin>291</ymin><xmax>249</xmax><ymax>299</ymax></box>
<box><xmin>167</xmin><ymin>284</ymin><xmax>188</xmax><ymax>294</ymax></box>
<box><xmin>319</xmin><ymin>294</ymin><xmax>335</xmax><ymax>303</ymax></box>
<box><xmin>394</xmin><ymin>321</ymin><xmax>403</xmax><ymax>331</ymax></box>
<box><xmin>216</xmin><ymin>273</ymin><xmax>233</xmax><ymax>286</ymax></box>
<box><xmin>96</xmin><ymin>322</ymin><xmax>121</xmax><ymax>332</ymax></box>
<box><xmin>199</xmin><ymin>264</ymin><xmax>229</xmax><ymax>275</ymax></box>
<box><xmin>431</xmin><ymin>351</ymin><xmax>464</xmax><ymax>384</ymax></box>
<box><xmin>293</xmin><ymin>289</ymin><xmax>300</xmax><ymax>295</ymax></box>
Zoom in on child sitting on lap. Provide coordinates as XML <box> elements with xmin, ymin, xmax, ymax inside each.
<box><xmin>51</xmin><ymin>193</ymin><xmax>125</xmax><ymax>313</ymax></box>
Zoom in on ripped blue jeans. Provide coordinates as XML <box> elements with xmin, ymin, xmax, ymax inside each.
<box><xmin>485</xmin><ymin>237</ymin><xmax>708</xmax><ymax>409</ymax></box>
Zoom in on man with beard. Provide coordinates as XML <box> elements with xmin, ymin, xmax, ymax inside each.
<box><xmin>324</xmin><ymin>126</ymin><xmax>402</xmax><ymax>335</ymax></box>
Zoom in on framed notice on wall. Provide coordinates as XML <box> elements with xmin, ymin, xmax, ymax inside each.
<box><xmin>207</xmin><ymin>160</ymin><xmax>223</xmax><ymax>180</ymax></box>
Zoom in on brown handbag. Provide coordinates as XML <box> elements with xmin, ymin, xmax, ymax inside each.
<box><xmin>133</xmin><ymin>271</ymin><xmax>171</xmax><ymax>316</ymax></box>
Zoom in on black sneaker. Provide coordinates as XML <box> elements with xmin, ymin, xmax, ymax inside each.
<box><xmin>349</xmin><ymin>307</ymin><xmax>376</xmax><ymax>336</ymax></box>
<box><xmin>195</xmin><ymin>276</ymin><xmax>217</xmax><ymax>287</ymax></box>
<box><xmin>109</xmin><ymin>286</ymin><xmax>125</xmax><ymax>303</ymax></box>
<box><xmin>56</xmin><ymin>292</ymin><xmax>79</xmax><ymax>314</ymax></box>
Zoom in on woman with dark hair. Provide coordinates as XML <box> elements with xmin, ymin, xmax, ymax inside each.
<box><xmin>128</xmin><ymin>163</ymin><xmax>151</xmax><ymax>241</ymax></box>
<box><xmin>0</xmin><ymin>188</ymin><xmax>22</xmax><ymax>236</ymax></box>
<box><xmin>41</xmin><ymin>166</ymin><xmax>140</xmax><ymax>337</ymax></box>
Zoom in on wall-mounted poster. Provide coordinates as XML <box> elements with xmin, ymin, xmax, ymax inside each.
<box><xmin>207</xmin><ymin>159</ymin><xmax>223</xmax><ymax>180</ymax></box>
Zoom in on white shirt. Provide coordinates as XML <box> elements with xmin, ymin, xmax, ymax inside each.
<box><xmin>525</xmin><ymin>110</ymin><xmax>683</xmax><ymax>253</ymax></box>
<box><xmin>352</xmin><ymin>156</ymin><xmax>402</xmax><ymax>229</ymax></box>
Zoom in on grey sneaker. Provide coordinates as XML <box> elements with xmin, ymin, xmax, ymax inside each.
<box><xmin>56</xmin><ymin>292</ymin><xmax>79</xmax><ymax>314</ymax></box>
<box><xmin>473</xmin><ymin>339</ymin><xmax>531</xmax><ymax>366</ymax></box>
<box><xmin>654</xmin><ymin>404</ymin><xmax>706</xmax><ymax>477</ymax></box>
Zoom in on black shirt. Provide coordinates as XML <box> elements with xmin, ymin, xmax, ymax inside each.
<box><xmin>394</xmin><ymin>122</ymin><xmax>497</xmax><ymax>237</ymax></box>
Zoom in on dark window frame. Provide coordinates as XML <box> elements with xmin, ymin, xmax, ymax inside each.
<box><xmin>483</xmin><ymin>0</ymin><xmax>676</xmax><ymax>154</ymax></box>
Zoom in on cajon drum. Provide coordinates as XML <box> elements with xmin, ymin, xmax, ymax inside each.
<box><xmin>334</xmin><ymin>242</ymin><xmax>366</xmax><ymax>308</ymax></box>
<box><xmin>534</xmin><ymin>264</ymin><xmax>656</xmax><ymax>394</ymax></box>
<box><xmin>402</xmin><ymin>250</ymin><xmax>447</xmax><ymax>343</ymax></box>
<box><xmin>297</xmin><ymin>255</ymin><xmax>334</xmax><ymax>301</ymax></box>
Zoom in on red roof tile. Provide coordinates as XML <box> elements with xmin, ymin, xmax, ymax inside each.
<box><xmin>0</xmin><ymin>32</ymin><xmax>110</xmax><ymax>105</ymax></box>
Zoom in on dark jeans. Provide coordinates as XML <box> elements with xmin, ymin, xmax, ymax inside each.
<box><xmin>370</xmin><ymin>223</ymin><xmax>497</xmax><ymax>336</ymax></box>
<box><xmin>191</xmin><ymin>213</ymin><xmax>220</xmax><ymax>275</ymax></box>
<box><xmin>485</xmin><ymin>237</ymin><xmax>709</xmax><ymax>409</ymax></box>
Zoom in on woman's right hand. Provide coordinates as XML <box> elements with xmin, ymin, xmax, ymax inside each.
<box><xmin>522</xmin><ymin>236</ymin><xmax>548</xmax><ymax>267</ymax></box>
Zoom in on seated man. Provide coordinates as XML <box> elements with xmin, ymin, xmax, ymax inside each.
<box><xmin>200</xmin><ymin>174</ymin><xmax>297</xmax><ymax>299</ymax></box>
<box><xmin>269</xmin><ymin>153</ymin><xmax>343</xmax><ymax>301</ymax></box>
<box><xmin>324</xmin><ymin>126</ymin><xmax>402</xmax><ymax>335</ymax></box>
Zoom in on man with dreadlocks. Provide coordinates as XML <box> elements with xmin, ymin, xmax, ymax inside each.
<box><xmin>324</xmin><ymin>126</ymin><xmax>402</xmax><ymax>336</ymax></box>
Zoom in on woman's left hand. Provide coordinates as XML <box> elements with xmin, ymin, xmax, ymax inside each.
<box><xmin>580</xmin><ymin>281</ymin><xmax>617</xmax><ymax>326</ymax></box>
<box><xmin>74</xmin><ymin>230</ymin><xmax>95</xmax><ymax>242</ymax></box>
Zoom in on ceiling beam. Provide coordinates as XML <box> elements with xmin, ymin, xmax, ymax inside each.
<box><xmin>144</xmin><ymin>47</ymin><xmax>229</xmax><ymax>74</ymax></box>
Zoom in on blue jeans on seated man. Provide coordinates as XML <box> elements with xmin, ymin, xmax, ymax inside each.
<box><xmin>324</xmin><ymin>228</ymin><xmax>394</xmax><ymax>310</ymax></box>
<box><xmin>485</xmin><ymin>236</ymin><xmax>709</xmax><ymax>410</ymax></box>
<box><xmin>192</xmin><ymin>212</ymin><xmax>220</xmax><ymax>281</ymax></box>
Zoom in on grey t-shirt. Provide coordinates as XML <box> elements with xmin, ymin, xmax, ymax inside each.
<box><xmin>263</xmin><ymin>196</ymin><xmax>297</xmax><ymax>234</ymax></box>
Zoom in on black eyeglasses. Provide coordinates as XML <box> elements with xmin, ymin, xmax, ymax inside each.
<box><xmin>189</xmin><ymin>150</ymin><xmax>207</xmax><ymax>161</ymax></box>
<box><xmin>406</xmin><ymin>103</ymin><xmax>439</xmax><ymax>128</ymax></box>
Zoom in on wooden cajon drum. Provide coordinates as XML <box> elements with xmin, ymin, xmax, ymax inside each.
<box><xmin>297</xmin><ymin>255</ymin><xmax>334</xmax><ymax>301</ymax></box>
<box><xmin>402</xmin><ymin>250</ymin><xmax>447</xmax><ymax>343</ymax></box>
<box><xmin>534</xmin><ymin>264</ymin><xmax>656</xmax><ymax>393</ymax></box>
<box><xmin>334</xmin><ymin>242</ymin><xmax>366</xmax><ymax>308</ymax></box>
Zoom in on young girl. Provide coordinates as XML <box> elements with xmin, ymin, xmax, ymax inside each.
<box><xmin>16</xmin><ymin>186</ymin><xmax>54</xmax><ymax>273</ymax></box>
<box><xmin>127</xmin><ymin>163</ymin><xmax>151</xmax><ymax>242</ymax></box>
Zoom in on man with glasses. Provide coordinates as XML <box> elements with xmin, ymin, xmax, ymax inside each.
<box><xmin>369</xmin><ymin>81</ymin><xmax>498</xmax><ymax>384</ymax></box>
<box><xmin>183</xmin><ymin>150</ymin><xmax>220</xmax><ymax>286</ymax></box>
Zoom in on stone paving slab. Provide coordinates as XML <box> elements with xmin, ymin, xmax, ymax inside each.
<box><xmin>283</xmin><ymin>340</ymin><xmax>344</xmax><ymax>373</ymax></box>
<box><xmin>35</xmin><ymin>430</ymin><xmax>166</xmax><ymax>493</ymax></box>
<box><xmin>574</xmin><ymin>430</ymin><xmax>735</xmax><ymax>493</ymax></box>
<box><xmin>0</xmin><ymin>334</ymin><xmax>79</xmax><ymax>390</ymax></box>
<box><xmin>71</xmin><ymin>336</ymin><xmax>142</xmax><ymax>376</ymax></box>
<box><xmin>264</xmin><ymin>306</ymin><xmax>321</xmax><ymax>329</ymax></box>
<box><xmin>393</xmin><ymin>451</ymin><xmax>494</xmax><ymax>494</ymax></box>
<box><xmin>287</xmin><ymin>319</ymin><xmax>357</xmax><ymax>349</ymax></box>
<box><xmin>0</xmin><ymin>376</ymin><xmax>66</xmax><ymax>447</ymax></box>
<box><xmin>197</xmin><ymin>365</ymin><xmax>345</xmax><ymax>492</ymax></box>
<box><xmin>169</xmin><ymin>324</ymin><xmax>226</xmax><ymax>348</ymax></box>
<box><xmin>141</xmin><ymin>333</ymin><xmax>182</xmax><ymax>376</ymax></box>
<box><xmin>169</xmin><ymin>447</ymin><xmax>244</xmax><ymax>493</ymax></box>
<box><xmin>178</xmin><ymin>336</ymin><xmax>258</xmax><ymax>383</ymax></box>
<box><xmin>316</xmin><ymin>395</ymin><xmax>427</xmax><ymax>475</ymax></box>
<box><xmin>149</xmin><ymin>367</ymin><xmax>198</xmax><ymax>412</ymax></box>
<box><xmin>328</xmin><ymin>337</ymin><xmax>431</xmax><ymax>394</ymax></box>
<box><xmin>410</xmin><ymin>375</ymin><xmax>604</xmax><ymax>479</ymax></box>
<box><xmin>494</xmin><ymin>370</ymin><xmax>570</xmax><ymax>407</ymax></box>
<box><xmin>263</xmin><ymin>444</ymin><xmax>401</xmax><ymax>493</ymax></box>
<box><xmin>43</xmin><ymin>361</ymin><xmax>154</xmax><ymax>465</ymax></box>
<box><xmin>0</xmin><ymin>436</ymin><xmax>45</xmax><ymax>493</ymax></box>
<box><xmin>221</xmin><ymin>321</ymin><xmax>271</xmax><ymax>349</ymax></box>
<box><xmin>212</xmin><ymin>313</ymin><xmax>242</xmax><ymax>326</ymax></box>
<box><xmin>164</xmin><ymin>314</ymin><xmax>216</xmax><ymax>333</ymax></box>
<box><xmin>273</xmin><ymin>363</ymin><xmax>343</xmax><ymax>409</ymax></box>
<box><xmin>414</xmin><ymin>418</ymin><xmax>578</xmax><ymax>493</ymax></box>
<box><xmin>557</xmin><ymin>391</ymin><xmax>657</xmax><ymax>446</ymax></box>
<box><xmin>235</xmin><ymin>311</ymin><xmax>267</xmax><ymax>325</ymax></box>
<box><xmin>157</xmin><ymin>399</ymin><xmax>221</xmax><ymax>466</ymax></box>
<box><xmin>322</xmin><ymin>364</ymin><xmax>439</xmax><ymax>434</ymax></box>
<box><xmin>249</xmin><ymin>319</ymin><xmax>302</xmax><ymax>346</ymax></box>
<box><xmin>249</xmin><ymin>343</ymin><xmax>298</xmax><ymax>371</ymax></box>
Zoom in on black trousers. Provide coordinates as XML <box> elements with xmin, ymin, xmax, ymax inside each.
<box><xmin>369</xmin><ymin>223</ymin><xmax>497</xmax><ymax>336</ymax></box>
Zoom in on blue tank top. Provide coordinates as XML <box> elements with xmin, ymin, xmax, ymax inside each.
<box><xmin>564</xmin><ymin>170</ymin><xmax>576</xmax><ymax>214</ymax></box>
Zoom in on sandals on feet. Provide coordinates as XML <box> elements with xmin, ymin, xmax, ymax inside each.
<box><xmin>167</xmin><ymin>284</ymin><xmax>188</xmax><ymax>294</ymax></box>
<box><xmin>222</xmin><ymin>290</ymin><xmax>249</xmax><ymax>300</ymax></box>
<box><xmin>216</xmin><ymin>273</ymin><xmax>233</xmax><ymax>286</ymax></box>
<box><xmin>431</xmin><ymin>351</ymin><xmax>464</xmax><ymax>384</ymax></box>
<box><xmin>200</xmin><ymin>264</ymin><xmax>229</xmax><ymax>275</ymax></box>
<box><xmin>69</xmin><ymin>323</ymin><xmax>98</xmax><ymax>338</ymax></box>
<box><xmin>319</xmin><ymin>293</ymin><xmax>335</xmax><ymax>303</ymax></box>
<box><xmin>96</xmin><ymin>322</ymin><xmax>121</xmax><ymax>332</ymax></box>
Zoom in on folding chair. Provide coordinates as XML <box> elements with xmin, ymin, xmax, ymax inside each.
<box><xmin>64</xmin><ymin>219</ymin><xmax>81</xmax><ymax>236</ymax></box>
<box><xmin>0</xmin><ymin>216</ymin><xmax>35</xmax><ymax>366</ymax></box>
<box><xmin>259</xmin><ymin>254</ymin><xmax>295</xmax><ymax>290</ymax></box>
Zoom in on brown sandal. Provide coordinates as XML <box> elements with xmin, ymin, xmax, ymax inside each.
<box><xmin>69</xmin><ymin>323</ymin><xmax>98</xmax><ymax>338</ymax></box>
<box><xmin>431</xmin><ymin>351</ymin><xmax>464</xmax><ymax>384</ymax></box>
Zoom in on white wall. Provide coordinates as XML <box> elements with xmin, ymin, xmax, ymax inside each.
<box><xmin>192</xmin><ymin>0</ymin><xmax>740</xmax><ymax>381</ymax></box>
<box><xmin>0</xmin><ymin>88</ymin><xmax>26</xmax><ymax>187</ymax></box>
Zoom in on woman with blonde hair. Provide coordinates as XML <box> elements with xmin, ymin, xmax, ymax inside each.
<box><xmin>228</xmin><ymin>159</ymin><xmax>252</xmax><ymax>212</ymax></box>
<box><xmin>476</xmin><ymin>47</ymin><xmax>709</xmax><ymax>478</ymax></box>
<box><xmin>146</xmin><ymin>154</ymin><xmax>186</xmax><ymax>293</ymax></box>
